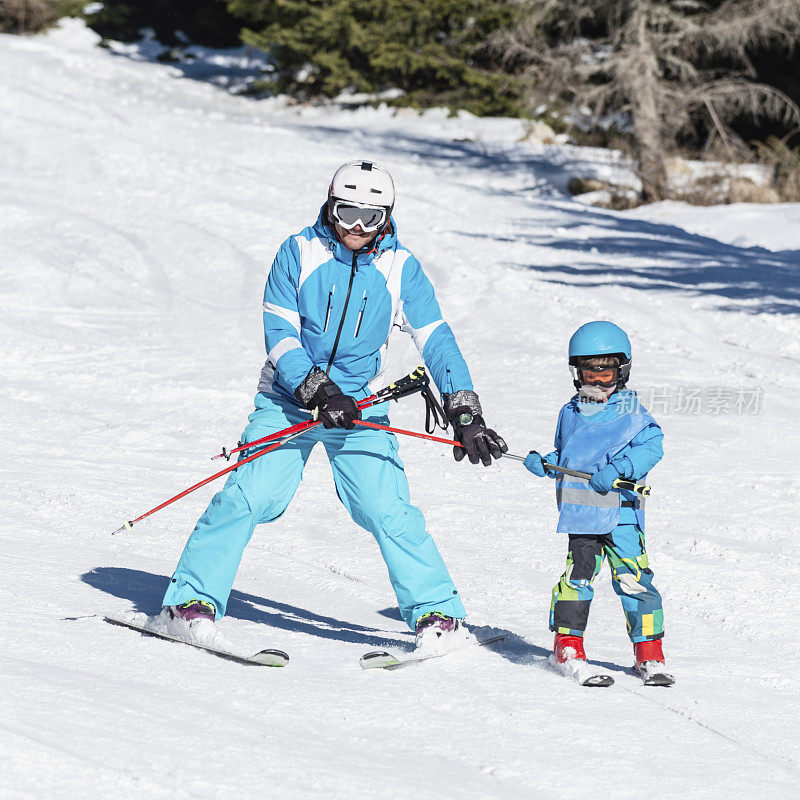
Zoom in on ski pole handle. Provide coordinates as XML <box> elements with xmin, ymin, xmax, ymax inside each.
<box><xmin>612</xmin><ymin>478</ymin><xmax>651</xmax><ymax>497</ymax></box>
<box><xmin>212</xmin><ymin>366</ymin><xmax>431</xmax><ymax>461</ymax></box>
<box><xmin>212</xmin><ymin>394</ymin><xmax>376</xmax><ymax>461</ymax></box>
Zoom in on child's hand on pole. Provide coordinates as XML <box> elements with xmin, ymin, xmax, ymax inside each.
<box><xmin>588</xmin><ymin>463</ymin><xmax>620</xmax><ymax>493</ymax></box>
<box><xmin>523</xmin><ymin>451</ymin><xmax>548</xmax><ymax>476</ymax></box>
<box><xmin>524</xmin><ymin>450</ymin><xmax>558</xmax><ymax>478</ymax></box>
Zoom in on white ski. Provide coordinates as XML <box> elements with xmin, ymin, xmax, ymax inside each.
<box><xmin>550</xmin><ymin>654</ymin><xmax>614</xmax><ymax>687</ymax></box>
<box><xmin>360</xmin><ymin>634</ymin><xmax>507</xmax><ymax>670</ymax></box>
<box><xmin>104</xmin><ymin>615</ymin><xmax>289</xmax><ymax>667</ymax></box>
<box><xmin>637</xmin><ymin>661</ymin><xmax>675</xmax><ymax>686</ymax></box>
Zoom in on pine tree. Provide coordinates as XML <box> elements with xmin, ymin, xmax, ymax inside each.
<box><xmin>494</xmin><ymin>0</ymin><xmax>800</xmax><ymax>201</ymax></box>
<box><xmin>228</xmin><ymin>0</ymin><xmax>521</xmax><ymax>115</ymax></box>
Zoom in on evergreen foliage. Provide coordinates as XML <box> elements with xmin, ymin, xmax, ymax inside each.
<box><xmin>227</xmin><ymin>0</ymin><xmax>522</xmax><ymax>115</ymax></box>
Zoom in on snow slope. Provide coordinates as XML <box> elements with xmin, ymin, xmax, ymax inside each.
<box><xmin>2</xmin><ymin>19</ymin><xmax>799</xmax><ymax>800</ymax></box>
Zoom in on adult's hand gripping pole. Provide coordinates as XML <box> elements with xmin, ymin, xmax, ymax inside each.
<box><xmin>211</xmin><ymin>366</ymin><xmax>429</xmax><ymax>461</ymax></box>
<box><xmin>112</xmin><ymin>367</ymin><xmax>431</xmax><ymax>535</ymax></box>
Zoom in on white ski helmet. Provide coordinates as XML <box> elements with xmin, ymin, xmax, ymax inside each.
<box><xmin>327</xmin><ymin>160</ymin><xmax>395</xmax><ymax>233</ymax></box>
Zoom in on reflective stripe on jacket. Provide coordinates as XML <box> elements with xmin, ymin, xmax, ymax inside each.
<box><xmin>554</xmin><ymin>392</ymin><xmax>659</xmax><ymax>535</ymax></box>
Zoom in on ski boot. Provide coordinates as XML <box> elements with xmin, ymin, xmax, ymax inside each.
<box><xmin>414</xmin><ymin>611</ymin><xmax>464</xmax><ymax>653</ymax></box>
<box><xmin>166</xmin><ymin>599</ymin><xmax>216</xmax><ymax>623</ymax></box>
<box><xmin>634</xmin><ymin>639</ymin><xmax>675</xmax><ymax>686</ymax></box>
<box><xmin>554</xmin><ymin>633</ymin><xmax>586</xmax><ymax>664</ymax></box>
<box><xmin>553</xmin><ymin>633</ymin><xmax>613</xmax><ymax>687</ymax></box>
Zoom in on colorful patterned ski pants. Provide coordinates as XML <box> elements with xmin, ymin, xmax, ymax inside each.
<box><xmin>550</xmin><ymin>524</ymin><xmax>664</xmax><ymax>643</ymax></box>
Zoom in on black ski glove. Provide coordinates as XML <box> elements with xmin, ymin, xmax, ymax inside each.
<box><xmin>295</xmin><ymin>367</ymin><xmax>361</xmax><ymax>430</ymax></box>
<box><xmin>443</xmin><ymin>390</ymin><xmax>507</xmax><ymax>466</ymax></box>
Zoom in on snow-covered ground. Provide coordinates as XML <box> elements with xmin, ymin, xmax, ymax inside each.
<box><xmin>2</xmin><ymin>19</ymin><xmax>800</xmax><ymax>800</ymax></box>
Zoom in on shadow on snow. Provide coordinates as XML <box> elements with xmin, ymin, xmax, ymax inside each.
<box><xmin>84</xmin><ymin>40</ymin><xmax>800</xmax><ymax>314</ymax></box>
<box><xmin>454</xmin><ymin>199</ymin><xmax>799</xmax><ymax>315</ymax></box>
<box><xmin>85</xmin><ymin>567</ymin><xmax>639</xmax><ymax>674</ymax></box>
<box><xmin>488</xmin><ymin>630</ymin><xmax>639</xmax><ymax>679</ymax></box>
<box><xmin>82</xmin><ymin>566</ymin><xmax>405</xmax><ymax>649</ymax></box>
<box><xmin>280</xmin><ymin>125</ymin><xmax>800</xmax><ymax>315</ymax></box>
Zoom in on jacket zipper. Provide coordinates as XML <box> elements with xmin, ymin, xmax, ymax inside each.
<box><xmin>323</xmin><ymin>285</ymin><xmax>335</xmax><ymax>332</ymax></box>
<box><xmin>325</xmin><ymin>249</ymin><xmax>358</xmax><ymax>374</ymax></box>
<box><xmin>354</xmin><ymin>291</ymin><xmax>367</xmax><ymax>337</ymax></box>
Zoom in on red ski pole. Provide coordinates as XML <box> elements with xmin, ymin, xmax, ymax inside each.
<box><xmin>352</xmin><ymin>420</ymin><xmax>652</xmax><ymax>495</ymax></box>
<box><xmin>111</xmin><ymin>427</ymin><xmax>312</xmax><ymax>535</ymax></box>
<box><xmin>211</xmin><ymin>394</ymin><xmax>377</xmax><ymax>461</ymax></box>
<box><xmin>211</xmin><ymin>365</ymin><xmax>431</xmax><ymax>461</ymax></box>
<box><xmin>353</xmin><ymin>419</ymin><xmax>460</xmax><ymax>448</ymax></box>
<box><xmin>112</xmin><ymin>367</ymin><xmax>433</xmax><ymax>534</ymax></box>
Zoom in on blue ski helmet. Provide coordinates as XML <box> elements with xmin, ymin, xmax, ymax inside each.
<box><xmin>568</xmin><ymin>321</ymin><xmax>632</xmax><ymax>389</ymax></box>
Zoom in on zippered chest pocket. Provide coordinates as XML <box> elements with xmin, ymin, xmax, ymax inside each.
<box><xmin>354</xmin><ymin>291</ymin><xmax>368</xmax><ymax>337</ymax></box>
<box><xmin>323</xmin><ymin>285</ymin><xmax>336</xmax><ymax>332</ymax></box>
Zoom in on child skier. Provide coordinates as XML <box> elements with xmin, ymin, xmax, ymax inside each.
<box><xmin>524</xmin><ymin>321</ymin><xmax>673</xmax><ymax>685</ymax></box>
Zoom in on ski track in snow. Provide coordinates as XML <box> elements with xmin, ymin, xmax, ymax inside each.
<box><xmin>2</xmin><ymin>19</ymin><xmax>799</xmax><ymax>800</ymax></box>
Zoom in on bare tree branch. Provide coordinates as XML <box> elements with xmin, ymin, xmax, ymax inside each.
<box><xmin>496</xmin><ymin>0</ymin><xmax>800</xmax><ymax>201</ymax></box>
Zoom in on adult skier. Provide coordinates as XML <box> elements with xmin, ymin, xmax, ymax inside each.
<box><xmin>161</xmin><ymin>160</ymin><xmax>507</xmax><ymax>649</ymax></box>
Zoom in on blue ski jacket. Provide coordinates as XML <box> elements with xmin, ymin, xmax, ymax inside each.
<box><xmin>543</xmin><ymin>391</ymin><xmax>664</xmax><ymax>535</ymax></box>
<box><xmin>257</xmin><ymin>206</ymin><xmax>473</xmax><ymax>403</ymax></box>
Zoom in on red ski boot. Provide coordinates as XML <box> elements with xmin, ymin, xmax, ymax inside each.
<box><xmin>553</xmin><ymin>634</ymin><xmax>613</xmax><ymax>687</ymax></box>
<box><xmin>554</xmin><ymin>633</ymin><xmax>586</xmax><ymax>664</ymax></box>
<box><xmin>634</xmin><ymin>639</ymin><xmax>664</xmax><ymax>667</ymax></box>
<box><xmin>634</xmin><ymin>639</ymin><xmax>675</xmax><ymax>686</ymax></box>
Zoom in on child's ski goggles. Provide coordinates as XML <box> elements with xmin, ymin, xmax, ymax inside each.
<box><xmin>330</xmin><ymin>199</ymin><xmax>388</xmax><ymax>232</ymax></box>
<box><xmin>570</xmin><ymin>365</ymin><xmax>619</xmax><ymax>387</ymax></box>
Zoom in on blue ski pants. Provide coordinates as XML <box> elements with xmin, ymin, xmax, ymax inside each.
<box><xmin>550</xmin><ymin>524</ymin><xmax>664</xmax><ymax>643</ymax></box>
<box><xmin>162</xmin><ymin>393</ymin><xmax>466</xmax><ymax>629</ymax></box>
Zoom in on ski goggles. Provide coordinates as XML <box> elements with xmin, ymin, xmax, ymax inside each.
<box><xmin>330</xmin><ymin>200</ymin><xmax>388</xmax><ymax>232</ymax></box>
<box><xmin>571</xmin><ymin>365</ymin><xmax>619</xmax><ymax>387</ymax></box>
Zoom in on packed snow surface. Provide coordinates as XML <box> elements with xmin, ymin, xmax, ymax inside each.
<box><xmin>113</xmin><ymin>609</ymin><xmax>241</xmax><ymax>654</ymax></box>
<box><xmin>2</xmin><ymin>19</ymin><xmax>799</xmax><ymax>800</ymax></box>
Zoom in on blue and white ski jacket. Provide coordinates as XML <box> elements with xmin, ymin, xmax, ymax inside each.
<box><xmin>258</xmin><ymin>206</ymin><xmax>473</xmax><ymax>402</ymax></box>
<box><xmin>545</xmin><ymin>390</ymin><xmax>664</xmax><ymax>535</ymax></box>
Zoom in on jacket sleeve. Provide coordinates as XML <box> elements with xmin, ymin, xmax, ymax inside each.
<box><xmin>399</xmin><ymin>254</ymin><xmax>473</xmax><ymax>395</ymax></box>
<box><xmin>554</xmin><ymin>407</ymin><xmax>564</xmax><ymax>454</ymax></box>
<box><xmin>262</xmin><ymin>237</ymin><xmax>315</xmax><ymax>392</ymax></box>
<box><xmin>610</xmin><ymin>423</ymin><xmax>664</xmax><ymax>480</ymax></box>
<box><xmin>546</xmin><ymin>407</ymin><xmax>565</xmax><ymax>479</ymax></box>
